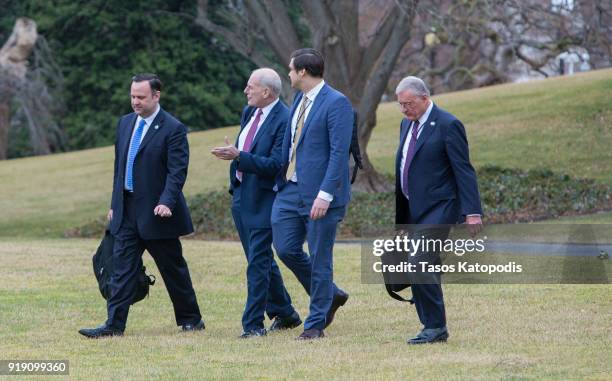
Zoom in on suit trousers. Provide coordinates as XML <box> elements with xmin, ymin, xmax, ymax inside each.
<box><xmin>271</xmin><ymin>182</ymin><xmax>344</xmax><ymax>330</ymax></box>
<box><xmin>106</xmin><ymin>192</ymin><xmax>202</xmax><ymax>331</ymax></box>
<box><xmin>405</xmin><ymin>225</ymin><xmax>449</xmax><ymax>329</ymax></box>
<box><xmin>231</xmin><ymin>185</ymin><xmax>295</xmax><ymax>331</ymax></box>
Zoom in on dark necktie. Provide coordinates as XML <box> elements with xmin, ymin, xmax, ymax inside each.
<box><xmin>402</xmin><ymin>120</ymin><xmax>420</xmax><ymax>198</ymax></box>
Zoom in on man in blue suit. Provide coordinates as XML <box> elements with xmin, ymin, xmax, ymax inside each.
<box><xmin>211</xmin><ymin>68</ymin><xmax>301</xmax><ymax>338</ymax></box>
<box><xmin>394</xmin><ymin>76</ymin><xmax>483</xmax><ymax>344</ymax></box>
<box><xmin>79</xmin><ymin>74</ymin><xmax>204</xmax><ymax>338</ymax></box>
<box><xmin>272</xmin><ymin>48</ymin><xmax>352</xmax><ymax>340</ymax></box>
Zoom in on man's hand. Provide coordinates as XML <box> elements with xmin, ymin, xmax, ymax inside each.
<box><xmin>154</xmin><ymin>204</ymin><xmax>172</xmax><ymax>218</ymax></box>
<box><xmin>310</xmin><ymin>197</ymin><xmax>330</xmax><ymax>220</ymax></box>
<box><xmin>211</xmin><ymin>136</ymin><xmax>239</xmax><ymax>160</ymax></box>
<box><xmin>107</xmin><ymin>209</ymin><xmax>113</xmax><ymax>222</ymax></box>
<box><xmin>465</xmin><ymin>215</ymin><xmax>483</xmax><ymax>237</ymax></box>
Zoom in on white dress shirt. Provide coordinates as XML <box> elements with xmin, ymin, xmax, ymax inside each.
<box><xmin>238</xmin><ymin>98</ymin><xmax>278</xmax><ymax>151</ymax></box>
<box><xmin>400</xmin><ymin>100</ymin><xmax>434</xmax><ymax>189</ymax></box>
<box><xmin>236</xmin><ymin>99</ymin><xmax>279</xmax><ymax>182</ymax></box>
<box><xmin>288</xmin><ymin>80</ymin><xmax>333</xmax><ymax>202</ymax></box>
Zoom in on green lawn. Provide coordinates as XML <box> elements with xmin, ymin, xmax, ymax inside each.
<box><xmin>1</xmin><ymin>68</ymin><xmax>611</xmax><ymax>237</ymax></box>
<box><xmin>0</xmin><ymin>239</ymin><xmax>609</xmax><ymax>380</ymax></box>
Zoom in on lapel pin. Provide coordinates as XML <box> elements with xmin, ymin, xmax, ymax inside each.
<box><xmin>430</xmin><ymin>121</ymin><xmax>436</xmax><ymax>126</ymax></box>
<box><xmin>154</xmin><ymin>125</ymin><xmax>159</xmax><ymax>130</ymax></box>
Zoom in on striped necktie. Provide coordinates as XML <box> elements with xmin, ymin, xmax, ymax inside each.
<box><xmin>285</xmin><ymin>97</ymin><xmax>310</xmax><ymax>181</ymax></box>
<box><xmin>125</xmin><ymin>119</ymin><xmax>146</xmax><ymax>191</ymax></box>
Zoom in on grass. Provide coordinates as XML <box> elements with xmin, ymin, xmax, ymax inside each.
<box><xmin>370</xmin><ymin>68</ymin><xmax>612</xmax><ymax>180</ymax></box>
<box><xmin>0</xmin><ymin>239</ymin><xmax>610</xmax><ymax>380</ymax></box>
<box><xmin>1</xmin><ymin>69</ymin><xmax>612</xmax><ymax>238</ymax></box>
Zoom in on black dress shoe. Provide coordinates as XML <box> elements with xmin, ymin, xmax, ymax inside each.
<box><xmin>78</xmin><ymin>324</ymin><xmax>124</xmax><ymax>339</ymax></box>
<box><xmin>296</xmin><ymin>329</ymin><xmax>325</xmax><ymax>340</ymax></box>
<box><xmin>182</xmin><ymin>320</ymin><xmax>205</xmax><ymax>332</ymax></box>
<box><xmin>239</xmin><ymin>328</ymin><xmax>267</xmax><ymax>338</ymax></box>
<box><xmin>325</xmin><ymin>289</ymin><xmax>349</xmax><ymax>328</ymax></box>
<box><xmin>269</xmin><ymin>311</ymin><xmax>302</xmax><ymax>332</ymax></box>
<box><xmin>407</xmin><ymin>327</ymin><xmax>449</xmax><ymax>344</ymax></box>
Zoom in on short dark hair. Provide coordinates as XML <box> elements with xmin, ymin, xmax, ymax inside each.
<box><xmin>132</xmin><ymin>73</ymin><xmax>162</xmax><ymax>93</ymax></box>
<box><xmin>290</xmin><ymin>48</ymin><xmax>324</xmax><ymax>78</ymax></box>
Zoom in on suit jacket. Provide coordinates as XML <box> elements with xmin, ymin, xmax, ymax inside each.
<box><xmin>229</xmin><ymin>101</ymin><xmax>288</xmax><ymax>228</ymax></box>
<box><xmin>109</xmin><ymin>107</ymin><xmax>194</xmax><ymax>239</ymax></box>
<box><xmin>395</xmin><ymin>104</ymin><xmax>482</xmax><ymax>224</ymax></box>
<box><xmin>276</xmin><ymin>83</ymin><xmax>354</xmax><ymax>208</ymax></box>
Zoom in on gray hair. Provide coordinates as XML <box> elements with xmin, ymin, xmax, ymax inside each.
<box><xmin>395</xmin><ymin>76</ymin><xmax>430</xmax><ymax>97</ymax></box>
<box><xmin>253</xmin><ymin>68</ymin><xmax>282</xmax><ymax>97</ymax></box>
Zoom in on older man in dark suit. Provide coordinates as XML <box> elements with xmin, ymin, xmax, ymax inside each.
<box><xmin>212</xmin><ymin>68</ymin><xmax>301</xmax><ymax>338</ymax></box>
<box><xmin>395</xmin><ymin>76</ymin><xmax>483</xmax><ymax>344</ymax></box>
<box><xmin>79</xmin><ymin>73</ymin><xmax>203</xmax><ymax>338</ymax></box>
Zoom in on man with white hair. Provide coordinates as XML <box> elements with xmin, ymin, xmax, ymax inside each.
<box><xmin>394</xmin><ymin>76</ymin><xmax>483</xmax><ymax>344</ymax></box>
<box><xmin>212</xmin><ymin>68</ymin><xmax>301</xmax><ymax>338</ymax></box>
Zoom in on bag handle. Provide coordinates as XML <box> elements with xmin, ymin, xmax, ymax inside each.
<box><xmin>384</xmin><ymin>283</ymin><xmax>414</xmax><ymax>303</ymax></box>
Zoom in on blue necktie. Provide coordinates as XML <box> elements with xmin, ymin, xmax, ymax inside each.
<box><xmin>125</xmin><ymin>119</ymin><xmax>146</xmax><ymax>191</ymax></box>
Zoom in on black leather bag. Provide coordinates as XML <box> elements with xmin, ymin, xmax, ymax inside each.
<box><xmin>380</xmin><ymin>249</ymin><xmax>413</xmax><ymax>303</ymax></box>
<box><xmin>92</xmin><ymin>230</ymin><xmax>155</xmax><ymax>304</ymax></box>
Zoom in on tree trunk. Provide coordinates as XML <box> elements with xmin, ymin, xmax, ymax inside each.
<box><xmin>351</xmin><ymin>110</ymin><xmax>394</xmax><ymax>192</ymax></box>
<box><xmin>195</xmin><ymin>1</ymin><xmax>418</xmax><ymax>191</ymax></box>
<box><xmin>0</xmin><ymin>17</ymin><xmax>38</xmax><ymax>160</ymax></box>
<box><xmin>302</xmin><ymin>0</ymin><xmax>416</xmax><ymax>192</ymax></box>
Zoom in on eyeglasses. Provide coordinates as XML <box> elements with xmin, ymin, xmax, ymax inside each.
<box><xmin>397</xmin><ymin>101</ymin><xmax>416</xmax><ymax>109</ymax></box>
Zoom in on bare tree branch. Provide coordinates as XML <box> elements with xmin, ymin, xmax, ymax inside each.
<box><xmin>354</xmin><ymin>9</ymin><xmax>401</xmax><ymax>93</ymax></box>
<box><xmin>194</xmin><ymin>0</ymin><xmax>272</xmax><ymax>68</ymax></box>
<box><xmin>245</xmin><ymin>0</ymin><xmax>300</xmax><ymax>67</ymax></box>
<box><xmin>358</xmin><ymin>1</ymin><xmax>417</xmax><ymax>144</ymax></box>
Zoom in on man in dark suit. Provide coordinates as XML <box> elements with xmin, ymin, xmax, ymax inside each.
<box><xmin>211</xmin><ymin>68</ymin><xmax>301</xmax><ymax>338</ymax></box>
<box><xmin>271</xmin><ymin>49</ymin><xmax>352</xmax><ymax>340</ymax></box>
<box><xmin>79</xmin><ymin>73</ymin><xmax>204</xmax><ymax>338</ymax></box>
<box><xmin>395</xmin><ymin>76</ymin><xmax>483</xmax><ymax>344</ymax></box>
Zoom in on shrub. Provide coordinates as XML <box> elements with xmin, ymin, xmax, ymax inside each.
<box><xmin>67</xmin><ymin>166</ymin><xmax>612</xmax><ymax>239</ymax></box>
